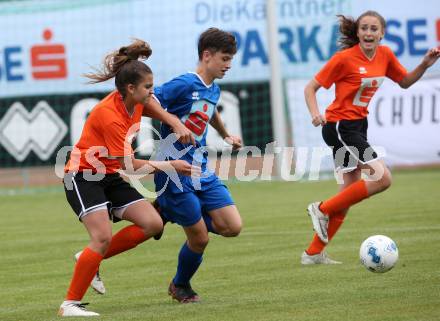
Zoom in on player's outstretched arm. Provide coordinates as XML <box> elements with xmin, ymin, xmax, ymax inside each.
<box><xmin>399</xmin><ymin>47</ymin><xmax>440</xmax><ymax>89</ymax></box>
<box><xmin>118</xmin><ymin>156</ymin><xmax>200</xmax><ymax>177</ymax></box>
<box><xmin>143</xmin><ymin>97</ymin><xmax>196</xmax><ymax>146</ymax></box>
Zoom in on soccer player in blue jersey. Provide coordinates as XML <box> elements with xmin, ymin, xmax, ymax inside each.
<box><xmin>153</xmin><ymin>27</ymin><xmax>242</xmax><ymax>303</ymax></box>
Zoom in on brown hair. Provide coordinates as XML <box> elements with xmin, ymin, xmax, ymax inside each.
<box><xmin>337</xmin><ymin>11</ymin><xmax>386</xmax><ymax>50</ymax></box>
<box><xmin>197</xmin><ymin>27</ymin><xmax>237</xmax><ymax>60</ymax></box>
<box><xmin>85</xmin><ymin>39</ymin><xmax>152</xmax><ymax>96</ymax></box>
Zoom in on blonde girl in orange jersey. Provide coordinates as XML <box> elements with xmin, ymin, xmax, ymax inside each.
<box><xmin>302</xmin><ymin>11</ymin><xmax>440</xmax><ymax>265</ymax></box>
<box><xmin>58</xmin><ymin>40</ymin><xmax>200</xmax><ymax>316</ymax></box>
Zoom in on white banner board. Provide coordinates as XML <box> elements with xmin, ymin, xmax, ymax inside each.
<box><xmin>286</xmin><ymin>78</ymin><xmax>440</xmax><ymax>169</ymax></box>
<box><xmin>1</xmin><ymin>0</ymin><xmax>439</xmax><ymax>97</ymax></box>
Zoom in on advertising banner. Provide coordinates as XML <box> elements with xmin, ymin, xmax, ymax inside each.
<box><xmin>0</xmin><ymin>82</ymin><xmax>272</xmax><ymax>166</ymax></box>
<box><xmin>0</xmin><ymin>0</ymin><xmax>439</xmax><ymax>169</ymax></box>
<box><xmin>1</xmin><ymin>0</ymin><xmax>438</xmax><ymax>98</ymax></box>
<box><xmin>286</xmin><ymin>78</ymin><xmax>440</xmax><ymax>169</ymax></box>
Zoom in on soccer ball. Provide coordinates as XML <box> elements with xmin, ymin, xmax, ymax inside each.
<box><xmin>359</xmin><ymin>235</ymin><xmax>398</xmax><ymax>273</ymax></box>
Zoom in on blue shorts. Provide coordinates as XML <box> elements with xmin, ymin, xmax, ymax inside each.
<box><xmin>156</xmin><ymin>176</ymin><xmax>234</xmax><ymax>227</ymax></box>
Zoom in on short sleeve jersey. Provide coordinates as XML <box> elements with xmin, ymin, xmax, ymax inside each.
<box><xmin>153</xmin><ymin>72</ymin><xmax>220</xmax><ymax>192</ymax></box>
<box><xmin>65</xmin><ymin>91</ymin><xmax>144</xmax><ymax>174</ymax></box>
<box><xmin>315</xmin><ymin>44</ymin><xmax>407</xmax><ymax>122</ymax></box>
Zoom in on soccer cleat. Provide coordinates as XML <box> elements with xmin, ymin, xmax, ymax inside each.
<box><xmin>58</xmin><ymin>301</ymin><xmax>99</xmax><ymax>317</ymax></box>
<box><xmin>168</xmin><ymin>281</ymin><xmax>200</xmax><ymax>303</ymax></box>
<box><xmin>74</xmin><ymin>251</ymin><xmax>106</xmax><ymax>295</ymax></box>
<box><xmin>153</xmin><ymin>199</ymin><xmax>168</xmax><ymax>240</ymax></box>
<box><xmin>307</xmin><ymin>202</ymin><xmax>329</xmax><ymax>243</ymax></box>
<box><xmin>301</xmin><ymin>251</ymin><xmax>342</xmax><ymax>265</ymax></box>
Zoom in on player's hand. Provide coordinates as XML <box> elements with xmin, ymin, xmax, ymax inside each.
<box><xmin>224</xmin><ymin>135</ymin><xmax>242</xmax><ymax>151</ymax></box>
<box><xmin>170</xmin><ymin>160</ymin><xmax>201</xmax><ymax>177</ymax></box>
<box><xmin>422</xmin><ymin>47</ymin><xmax>440</xmax><ymax>68</ymax></box>
<box><xmin>311</xmin><ymin>114</ymin><xmax>326</xmax><ymax>127</ymax></box>
<box><xmin>170</xmin><ymin>119</ymin><xmax>196</xmax><ymax>146</ymax></box>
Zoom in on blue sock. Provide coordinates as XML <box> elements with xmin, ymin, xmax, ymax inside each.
<box><xmin>203</xmin><ymin>213</ymin><xmax>218</xmax><ymax>234</ymax></box>
<box><xmin>173</xmin><ymin>242</ymin><xmax>203</xmax><ymax>286</ymax></box>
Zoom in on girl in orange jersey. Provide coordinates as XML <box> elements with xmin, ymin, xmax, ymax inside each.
<box><xmin>302</xmin><ymin>11</ymin><xmax>440</xmax><ymax>265</ymax></box>
<box><xmin>58</xmin><ymin>40</ymin><xmax>200</xmax><ymax>316</ymax></box>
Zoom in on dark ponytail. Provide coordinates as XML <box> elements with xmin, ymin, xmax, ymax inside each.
<box><xmin>337</xmin><ymin>11</ymin><xmax>386</xmax><ymax>50</ymax></box>
<box><xmin>85</xmin><ymin>39</ymin><xmax>153</xmax><ymax>96</ymax></box>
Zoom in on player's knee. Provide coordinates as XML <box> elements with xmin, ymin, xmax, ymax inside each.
<box><xmin>189</xmin><ymin>235</ymin><xmax>209</xmax><ymax>252</ymax></box>
<box><xmin>221</xmin><ymin>222</ymin><xmax>242</xmax><ymax>237</ymax></box>
<box><xmin>146</xmin><ymin>216</ymin><xmax>164</xmax><ymax>237</ymax></box>
<box><xmin>233</xmin><ymin>221</ymin><xmax>243</xmax><ymax>236</ymax></box>
<box><xmin>91</xmin><ymin>232</ymin><xmax>112</xmax><ymax>252</ymax></box>
<box><xmin>135</xmin><ymin>214</ymin><xmax>163</xmax><ymax>238</ymax></box>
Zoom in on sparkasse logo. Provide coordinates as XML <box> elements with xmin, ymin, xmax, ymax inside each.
<box><xmin>0</xmin><ymin>28</ymin><xmax>67</xmax><ymax>82</ymax></box>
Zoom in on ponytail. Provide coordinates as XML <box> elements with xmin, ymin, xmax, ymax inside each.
<box><xmin>85</xmin><ymin>39</ymin><xmax>153</xmax><ymax>96</ymax></box>
<box><xmin>337</xmin><ymin>15</ymin><xmax>358</xmax><ymax>50</ymax></box>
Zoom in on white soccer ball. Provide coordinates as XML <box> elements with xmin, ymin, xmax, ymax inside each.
<box><xmin>359</xmin><ymin>235</ymin><xmax>399</xmax><ymax>273</ymax></box>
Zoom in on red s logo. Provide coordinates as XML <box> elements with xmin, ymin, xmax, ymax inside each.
<box><xmin>184</xmin><ymin>104</ymin><xmax>210</xmax><ymax>136</ymax></box>
<box><xmin>31</xmin><ymin>29</ymin><xmax>67</xmax><ymax>79</ymax></box>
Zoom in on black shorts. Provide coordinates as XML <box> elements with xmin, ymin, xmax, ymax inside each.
<box><xmin>322</xmin><ymin>118</ymin><xmax>379</xmax><ymax>172</ymax></box>
<box><xmin>63</xmin><ymin>172</ymin><xmax>144</xmax><ymax>222</ymax></box>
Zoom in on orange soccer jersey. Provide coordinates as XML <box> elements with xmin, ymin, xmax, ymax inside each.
<box><xmin>315</xmin><ymin>44</ymin><xmax>408</xmax><ymax>122</ymax></box>
<box><xmin>65</xmin><ymin>91</ymin><xmax>144</xmax><ymax>174</ymax></box>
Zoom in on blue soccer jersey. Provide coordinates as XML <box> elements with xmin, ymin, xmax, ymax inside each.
<box><xmin>154</xmin><ymin>72</ymin><xmax>220</xmax><ymax>193</ymax></box>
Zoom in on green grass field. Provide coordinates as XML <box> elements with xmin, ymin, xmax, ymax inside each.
<box><xmin>1</xmin><ymin>169</ymin><xmax>439</xmax><ymax>321</ymax></box>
